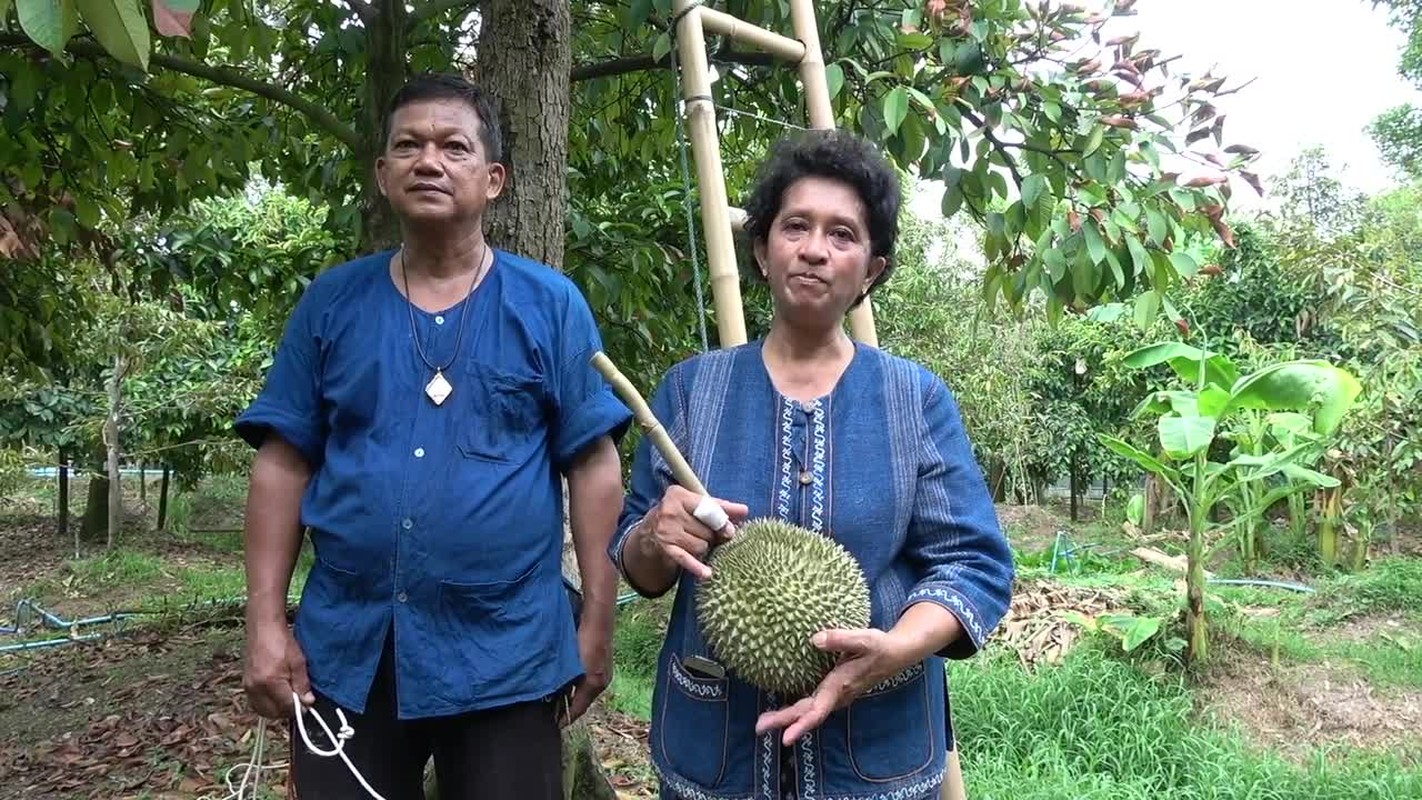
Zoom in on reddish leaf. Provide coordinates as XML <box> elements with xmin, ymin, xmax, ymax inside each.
<box><xmin>1240</xmin><ymin>170</ymin><xmax>1265</xmax><ymax>196</ymax></box>
<box><xmin>152</xmin><ymin>0</ymin><xmax>199</xmax><ymax>38</ymax></box>
<box><xmin>1101</xmin><ymin>115</ymin><xmax>1138</xmax><ymax>129</ymax></box>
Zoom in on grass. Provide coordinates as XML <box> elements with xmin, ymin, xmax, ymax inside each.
<box><xmin>949</xmin><ymin>646</ymin><xmax>1421</xmax><ymax>799</ymax></box>
<box><xmin>601</xmin><ymin>591</ymin><xmax>1422</xmax><ymax>799</ymax></box>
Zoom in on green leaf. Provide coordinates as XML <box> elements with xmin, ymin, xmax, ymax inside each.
<box><xmin>76</xmin><ymin>0</ymin><xmax>150</xmax><ymax>70</ymax></box>
<box><xmin>1084</xmin><ymin>125</ymin><xmax>1105</xmax><ymax>157</ymax></box>
<box><xmin>1228</xmin><ymin>361</ymin><xmax>1363</xmax><ymax>434</ymax></box>
<box><xmin>1098</xmin><ymin>434</ymin><xmax>1180</xmax><ymax>483</ymax></box>
<box><xmin>0</xmin><ymin>0</ymin><xmax>13</xmax><ymax>29</ymax></box>
<box><xmin>1279</xmin><ymin>463</ymin><xmax>1341</xmax><ymax>488</ymax></box>
<box><xmin>1122</xmin><ymin>342</ymin><xmax>1240</xmax><ymax>389</ymax></box>
<box><xmin>1169</xmin><ymin>251</ymin><xmax>1199</xmax><ymax>278</ymax></box>
<box><xmin>1147</xmin><ymin>209</ymin><xmax>1168</xmax><ymax>246</ymax></box>
<box><xmin>1197</xmin><ymin>385</ymin><xmax>1231</xmax><ymax>419</ymax></box>
<box><xmin>1022</xmin><ymin>174</ymin><xmax>1046</xmax><ymax>210</ymax></box>
<box><xmin>1083</xmin><ymin>221</ymin><xmax>1107</xmax><ymax>264</ymax></box>
<box><xmin>1158</xmin><ymin>415</ymin><xmax>1216</xmax><ymax>459</ymax></box>
<box><xmin>1133</xmin><ymin>288</ymin><xmax>1160</xmax><ymax>331</ymax></box>
<box><xmin>883</xmin><ymin>86</ymin><xmax>909</xmax><ymax>135</ymax></box>
<box><xmin>17</xmin><ymin>0</ymin><xmax>78</xmax><ymax>57</ymax></box>
<box><xmin>651</xmin><ymin>31</ymin><xmax>671</xmax><ymax>64</ymax></box>
<box><xmin>628</xmin><ymin>0</ymin><xmax>653</xmax><ymax>25</ymax></box>
<box><xmin>825</xmin><ymin>63</ymin><xmax>844</xmax><ymax>101</ymax></box>
<box><xmin>1102</xmin><ymin>615</ymin><xmax>1162</xmax><ymax>652</ymax></box>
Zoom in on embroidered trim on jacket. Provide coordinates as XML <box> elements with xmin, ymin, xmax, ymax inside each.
<box><xmin>907</xmin><ymin>586</ymin><xmax>985</xmax><ymax>645</ymax></box>
<box><xmin>777</xmin><ymin>398</ymin><xmax>794</xmax><ymax>520</ymax></box>
<box><xmin>655</xmin><ymin>764</ymin><xmax>753</xmax><ymax>800</ymax></box>
<box><xmin>799</xmin><ymin>732</ymin><xmax>819</xmax><ymax>800</ymax></box>
<box><xmin>809</xmin><ymin>401</ymin><xmax>827</xmax><ymax>535</ymax></box>
<box><xmin>864</xmin><ymin>661</ymin><xmax>925</xmax><ymax>695</ymax></box>
<box><xmin>817</xmin><ymin>769</ymin><xmax>943</xmax><ymax>800</ymax></box>
<box><xmin>669</xmin><ymin>657</ymin><xmax>726</xmax><ymax>700</ymax></box>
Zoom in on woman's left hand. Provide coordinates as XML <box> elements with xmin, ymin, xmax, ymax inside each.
<box><xmin>753</xmin><ymin>628</ymin><xmax>914</xmax><ymax>746</ymax></box>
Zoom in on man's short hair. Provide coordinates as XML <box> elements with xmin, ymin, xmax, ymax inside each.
<box><xmin>384</xmin><ymin>72</ymin><xmax>504</xmax><ymax>163</ymax></box>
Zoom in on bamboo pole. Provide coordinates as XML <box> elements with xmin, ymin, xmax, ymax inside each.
<box><xmin>699</xmin><ymin>7</ymin><xmax>806</xmax><ymax>62</ymax></box>
<box><xmin>673</xmin><ymin>0</ymin><xmax>748</xmax><ymax>347</ymax></box>
<box><xmin>789</xmin><ymin>0</ymin><xmax>880</xmax><ymax>348</ymax></box>
<box><xmin>591</xmin><ymin>351</ymin><xmax>707</xmax><ymax>495</ymax></box>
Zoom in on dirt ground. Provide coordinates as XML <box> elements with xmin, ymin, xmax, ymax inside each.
<box><xmin>0</xmin><ymin>622</ymin><xmax>657</xmax><ymax>799</ymax></box>
<box><xmin>1199</xmin><ymin>641</ymin><xmax>1422</xmax><ymax>766</ymax></box>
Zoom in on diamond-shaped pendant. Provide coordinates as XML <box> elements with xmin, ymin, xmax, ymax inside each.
<box><xmin>425</xmin><ymin>370</ymin><xmax>453</xmax><ymax>406</ymax></box>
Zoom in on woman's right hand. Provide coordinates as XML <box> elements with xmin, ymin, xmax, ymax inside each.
<box><xmin>637</xmin><ymin>485</ymin><xmax>749</xmax><ymax>580</ymax></box>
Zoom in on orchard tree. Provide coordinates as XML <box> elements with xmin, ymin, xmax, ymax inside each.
<box><xmin>1</xmin><ymin>1</ymin><xmax>1263</xmax><ymax>347</ymax></box>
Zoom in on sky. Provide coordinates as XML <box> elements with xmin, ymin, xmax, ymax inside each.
<box><xmin>910</xmin><ymin>0</ymin><xmax>1422</xmax><ymax>219</ymax></box>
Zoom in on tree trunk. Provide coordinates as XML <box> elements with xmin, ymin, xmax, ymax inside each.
<box><xmin>158</xmin><ymin>466</ymin><xmax>171</xmax><ymax>531</ymax></box>
<box><xmin>469</xmin><ymin>0</ymin><xmax>572</xmax><ymax>268</ymax></box>
<box><xmin>357</xmin><ymin>0</ymin><xmax>411</xmax><ymax>252</ymax></box>
<box><xmin>413</xmin><ymin>3</ymin><xmax>606</xmax><ymax>797</ymax></box>
<box><xmin>80</xmin><ymin>472</ymin><xmax>108</xmax><ymax>545</ymax></box>
<box><xmin>139</xmin><ymin>463</ymin><xmax>147</xmax><ymax>506</ymax></box>
<box><xmin>57</xmin><ymin>450</ymin><xmax>69</xmax><ymax>542</ymax></box>
<box><xmin>105</xmin><ymin>354</ymin><xmax>125</xmax><ymax>549</ymax></box>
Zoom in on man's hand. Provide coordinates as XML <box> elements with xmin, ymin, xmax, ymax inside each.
<box><xmin>561</xmin><ymin>620</ymin><xmax>614</xmax><ymax>727</ymax></box>
<box><xmin>753</xmin><ymin>628</ymin><xmax>915</xmax><ymax>746</ymax></box>
<box><xmin>243</xmin><ymin>621</ymin><xmax>315</xmax><ymax>719</ymax></box>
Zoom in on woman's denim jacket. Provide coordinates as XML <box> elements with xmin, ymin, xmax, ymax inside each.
<box><xmin>609</xmin><ymin>343</ymin><xmax>1015</xmax><ymax>800</ymax></box>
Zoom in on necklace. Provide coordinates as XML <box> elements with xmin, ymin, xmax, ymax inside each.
<box><xmin>399</xmin><ymin>241</ymin><xmax>489</xmax><ymax>406</ymax></box>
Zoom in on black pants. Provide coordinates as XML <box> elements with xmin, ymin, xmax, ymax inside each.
<box><xmin>289</xmin><ymin>634</ymin><xmax>565</xmax><ymax>800</ymax></box>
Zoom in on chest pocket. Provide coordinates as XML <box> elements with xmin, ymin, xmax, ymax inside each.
<box><xmin>456</xmin><ymin>360</ymin><xmax>546</xmax><ymax>463</ymax></box>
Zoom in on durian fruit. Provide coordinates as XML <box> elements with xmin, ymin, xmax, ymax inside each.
<box><xmin>695</xmin><ymin>518</ymin><xmax>872</xmax><ymax>698</ymax></box>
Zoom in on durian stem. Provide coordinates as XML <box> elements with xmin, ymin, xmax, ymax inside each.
<box><xmin>591</xmin><ymin>351</ymin><xmax>709</xmax><ymax>495</ymax></box>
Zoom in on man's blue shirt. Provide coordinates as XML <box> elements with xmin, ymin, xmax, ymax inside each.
<box><xmin>235</xmin><ymin>248</ymin><xmax>632</xmax><ymax>719</ymax></box>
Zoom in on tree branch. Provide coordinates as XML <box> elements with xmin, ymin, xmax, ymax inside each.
<box><xmin>410</xmin><ymin>0</ymin><xmax>480</xmax><ymax>24</ymax></box>
<box><xmin>571</xmin><ymin>49</ymin><xmax>779</xmax><ymax>83</ymax></box>
<box><xmin>340</xmin><ymin>0</ymin><xmax>377</xmax><ymax>24</ymax></box>
<box><xmin>959</xmin><ymin>105</ymin><xmax>1026</xmax><ymax>188</ymax></box>
<box><xmin>0</xmin><ymin>35</ymin><xmax>362</xmax><ymax>153</ymax></box>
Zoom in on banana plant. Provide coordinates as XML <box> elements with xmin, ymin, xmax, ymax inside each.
<box><xmin>1100</xmin><ymin>342</ymin><xmax>1362</xmax><ymax>664</ymax></box>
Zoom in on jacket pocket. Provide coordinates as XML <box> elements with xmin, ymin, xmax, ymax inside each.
<box><xmin>456</xmin><ymin>361</ymin><xmax>545</xmax><ymax>463</ymax></box>
<box><xmin>845</xmin><ymin>662</ymin><xmax>934</xmax><ymax>782</ymax></box>
<box><xmin>436</xmin><ymin>561</ymin><xmax>554</xmax><ymax>689</ymax></box>
<box><xmin>294</xmin><ymin>557</ymin><xmax>366</xmax><ymax>680</ymax></box>
<box><xmin>657</xmin><ymin>655</ymin><xmax>731</xmax><ymax>788</ymax></box>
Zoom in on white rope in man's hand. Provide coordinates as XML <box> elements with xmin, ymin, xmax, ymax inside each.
<box><xmin>205</xmin><ymin>691</ymin><xmax>388</xmax><ymax>800</ymax></box>
<box><xmin>290</xmin><ymin>690</ymin><xmax>388</xmax><ymax>800</ymax></box>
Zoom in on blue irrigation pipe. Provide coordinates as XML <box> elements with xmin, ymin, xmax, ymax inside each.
<box><xmin>0</xmin><ymin>633</ymin><xmax>107</xmax><ymax>654</ymax></box>
<box><xmin>1207</xmin><ymin>577</ymin><xmax>1316</xmax><ymax>593</ymax></box>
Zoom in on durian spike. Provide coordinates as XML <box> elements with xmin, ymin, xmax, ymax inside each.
<box><xmin>591</xmin><ymin>351</ymin><xmax>708</xmax><ymax>496</ymax></box>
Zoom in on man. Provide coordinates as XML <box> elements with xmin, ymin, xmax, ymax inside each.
<box><xmin>234</xmin><ymin>72</ymin><xmax>632</xmax><ymax>800</ymax></box>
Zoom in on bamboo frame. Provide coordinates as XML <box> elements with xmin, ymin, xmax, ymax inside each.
<box><xmin>671</xmin><ymin>0</ymin><xmax>880</xmax><ymax>348</ymax></box>
<box><xmin>700</xmin><ymin>7</ymin><xmax>807</xmax><ymax>62</ymax></box>
<box><xmin>673</xmin><ymin>0</ymin><xmax>748</xmax><ymax>347</ymax></box>
<box><xmin>789</xmin><ymin>0</ymin><xmax>879</xmax><ymax>347</ymax></box>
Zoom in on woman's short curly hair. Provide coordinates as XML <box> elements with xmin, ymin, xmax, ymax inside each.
<box><xmin>742</xmin><ymin>129</ymin><xmax>902</xmax><ymax>301</ymax></box>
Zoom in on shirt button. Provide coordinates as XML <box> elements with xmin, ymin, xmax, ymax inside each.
<box><xmin>414</xmin><ymin>447</ymin><xmax>425</xmax><ymax>458</ymax></box>
<box><xmin>401</xmin><ymin>518</ymin><xmax>413</xmax><ymax>530</ymax></box>
<box><xmin>435</xmin><ymin>315</ymin><xmax>445</xmax><ymax>325</ymax></box>
<box><xmin>397</xmin><ymin>592</ymin><xmax>408</xmax><ymax>603</ymax></box>
<box><xmin>799</xmin><ymin>470</ymin><xmax>814</xmax><ymax>485</ymax></box>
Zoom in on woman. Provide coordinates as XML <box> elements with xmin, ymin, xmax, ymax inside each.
<box><xmin>607</xmin><ymin>129</ymin><xmax>1014</xmax><ymax>800</ymax></box>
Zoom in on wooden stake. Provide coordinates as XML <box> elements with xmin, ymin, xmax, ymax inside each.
<box><xmin>673</xmin><ymin>0</ymin><xmax>748</xmax><ymax>347</ymax></box>
<box><xmin>591</xmin><ymin>352</ymin><xmax>707</xmax><ymax>496</ymax></box>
